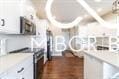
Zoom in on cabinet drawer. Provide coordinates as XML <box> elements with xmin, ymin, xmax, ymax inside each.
<box><xmin>0</xmin><ymin>73</ymin><xmax>7</xmax><ymax>79</ymax></box>
<box><xmin>7</xmin><ymin>55</ymin><xmax>33</xmax><ymax>78</ymax></box>
<box><xmin>17</xmin><ymin>55</ymin><xmax>33</xmax><ymax>70</ymax></box>
<box><xmin>20</xmin><ymin>63</ymin><xmax>34</xmax><ymax>79</ymax></box>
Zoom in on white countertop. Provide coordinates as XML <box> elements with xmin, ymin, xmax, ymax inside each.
<box><xmin>84</xmin><ymin>51</ymin><xmax>119</xmax><ymax>68</ymax></box>
<box><xmin>0</xmin><ymin>53</ymin><xmax>33</xmax><ymax>75</ymax></box>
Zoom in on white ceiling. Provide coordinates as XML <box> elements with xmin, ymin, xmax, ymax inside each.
<box><xmin>32</xmin><ymin>0</ymin><xmax>114</xmax><ymax>24</ymax></box>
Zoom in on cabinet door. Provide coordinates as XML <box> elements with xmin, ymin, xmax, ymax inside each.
<box><xmin>0</xmin><ymin>0</ymin><xmax>5</xmax><ymax>31</ymax></box>
<box><xmin>0</xmin><ymin>73</ymin><xmax>8</xmax><ymax>79</ymax></box>
<box><xmin>22</xmin><ymin>64</ymin><xmax>33</xmax><ymax>79</ymax></box>
<box><xmin>84</xmin><ymin>54</ymin><xmax>103</xmax><ymax>79</ymax></box>
<box><xmin>6</xmin><ymin>55</ymin><xmax>33</xmax><ymax>79</ymax></box>
<box><xmin>0</xmin><ymin>76</ymin><xmax>8</xmax><ymax>79</ymax></box>
<box><xmin>6</xmin><ymin>69</ymin><xmax>18</xmax><ymax>79</ymax></box>
<box><xmin>20</xmin><ymin>57</ymin><xmax>33</xmax><ymax>79</ymax></box>
<box><xmin>0</xmin><ymin>0</ymin><xmax>20</xmax><ymax>34</ymax></box>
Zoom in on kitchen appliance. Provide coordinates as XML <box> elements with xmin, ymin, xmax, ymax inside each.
<box><xmin>10</xmin><ymin>48</ymin><xmax>44</xmax><ymax>79</ymax></box>
<box><xmin>47</xmin><ymin>30</ymin><xmax>53</xmax><ymax>61</ymax></box>
<box><xmin>20</xmin><ymin>17</ymin><xmax>36</xmax><ymax>35</ymax></box>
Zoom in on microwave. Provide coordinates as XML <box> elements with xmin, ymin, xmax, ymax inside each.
<box><xmin>20</xmin><ymin>17</ymin><xmax>36</xmax><ymax>35</ymax></box>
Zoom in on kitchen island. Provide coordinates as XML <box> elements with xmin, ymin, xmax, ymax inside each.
<box><xmin>84</xmin><ymin>51</ymin><xmax>119</xmax><ymax>79</ymax></box>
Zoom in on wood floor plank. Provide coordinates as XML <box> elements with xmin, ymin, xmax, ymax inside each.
<box><xmin>41</xmin><ymin>57</ymin><xmax>84</xmax><ymax>79</ymax></box>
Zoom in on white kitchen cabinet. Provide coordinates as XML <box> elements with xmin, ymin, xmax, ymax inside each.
<box><xmin>0</xmin><ymin>76</ymin><xmax>8</xmax><ymax>79</ymax></box>
<box><xmin>79</xmin><ymin>23</ymin><xmax>117</xmax><ymax>37</ymax></box>
<box><xmin>0</xmin><ymin>55</ymin><xmax>33</xmax><ymax>79</ymax></box>
<box><xmin>0</xmin><ymin>0</ymin><xmax>36</xmax><ymax>34</ymax></box>
<box><xmin>84</xmin><ymin>54</ymin><xmax>103</xmax><ymax>79</ymax></box>
<box><xmin>0</xmin><ymin>0</ymin><xmax>21</xmax><ymax>34</ymax></box>
<box><xmin>0</xmin><ymin>73</ymin><xmax>7</xmax><ymax>79</ymax></box>
<box><xmin>84</xmin><ymin>53</ymin><xmax>119</xmax><ymax>79</ymax></box>
<box><xmin>21</xmin><ymin>0</ymin><xmax>36</xmax><ymax>23</ymax></box>
<box><xmin>103</xmin><ymin>63</ymin><xmax>119</xmax><ymax>79</ymax></box>
<box><xmin>23</xmin><ymin>64</ymin><xmax>33</xmax><ymax>79</ymax></box>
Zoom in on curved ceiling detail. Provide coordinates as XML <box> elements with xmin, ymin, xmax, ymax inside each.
<box><xmin>45</xmin><ymin>0</ymin><xmax>118</xmax><ymax>29</ymax></box>
<box><xmin>45</xmin><ymin>0</ymin><xmax>83</xmax><ymax>29</ymax></box>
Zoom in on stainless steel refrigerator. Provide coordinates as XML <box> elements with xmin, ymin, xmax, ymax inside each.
<box><xmin>47</xmin><ymin>30</ymin><xmax>53</xmax><ymax>61</ymax></box>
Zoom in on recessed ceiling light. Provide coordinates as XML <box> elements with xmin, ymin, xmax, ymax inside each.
<box><xmin>94</xmin><ymin>0</ymin><xmax>102</xmax><ymax>3</ymax></box>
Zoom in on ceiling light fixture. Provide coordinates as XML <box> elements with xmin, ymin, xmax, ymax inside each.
<box><xmin>112</xmin><ymin>0</ymin><xmax>119</xmax><ymax>31</ymax></box>
<box><xmin>45</xmin><ymin>0</ymin><xmax>83</xmax><ymax>29</ymax></box>
<box><xmin>112</xmin><ymin>0</ymin><xmax>119</xmax><ymax>15</ymax></box>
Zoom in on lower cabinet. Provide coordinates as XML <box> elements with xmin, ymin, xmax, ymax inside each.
<box><xmin>22</xmin><ymin>64</ymin><xmax>33</xmax><ymax>79</ymax></box>
<box><xmin>103</xmin><ymin>63</ymin><xmax>119</xmax><ymax>79</ymax></box>
<box><xmin>84</xmin><ymin>54</ymin><xmax>103</xmax><ymax>79</ymax></box>
<box><xmin>84</xmin><ymin>54</ymin><xmax>119</xmax><ymax>79</ymax></box>
<box><xmin>0</xmin><ymin>73</ymin><xmax>8</xmax><ymax>79</ymax></box>
<box><xmin>0</xmin><ymin>55</ymin><xmax>33</xmax><ymax>79</ymax></box>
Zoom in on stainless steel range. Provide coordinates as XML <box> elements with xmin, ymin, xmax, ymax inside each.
<box><xmin>10</xmin><ymin>48</ymin><xmax>44</xmax><ymax>79</ymax></box>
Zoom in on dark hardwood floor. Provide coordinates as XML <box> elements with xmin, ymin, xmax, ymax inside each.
<box><xmin>41</xmin><ymin>57</ymin><xmax>84</xmax><ymax>79</ymax></box>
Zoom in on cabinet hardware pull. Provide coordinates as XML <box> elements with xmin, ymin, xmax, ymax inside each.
<box><xmin>17</xmin><ymin>67</ymin><xmax>24</xmax><ymax>73</ymax></box>
<box><xmin>1</xmin><ymin>19</ymin><xmax>5</xmax><ymax>26</ymax></box>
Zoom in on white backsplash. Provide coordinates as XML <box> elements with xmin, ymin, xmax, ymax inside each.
<box><xmin>0</xmin><ymin>39</ymin><xmax>7</xmax><ymax>56</ymax></box>
<box><xmin>0</xmin><ymin>34</ymin><xmax>31</xmax><ymax>56</ymax></box>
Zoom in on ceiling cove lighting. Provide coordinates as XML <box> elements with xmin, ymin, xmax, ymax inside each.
<box><xmin>45</xmin><ymin>0</ymin><xmax>83</xmax><ymax>29</ymax></box>
<box><xmin>76</xmin><ymin>0</ymin><xmax>118</xmax><ymax>29</ymax></box>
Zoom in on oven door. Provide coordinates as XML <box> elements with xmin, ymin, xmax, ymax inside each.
<box><xmin>36</xmin><ymin>54</ymin><xmax>44</xmax><ymax>79</ymax></box>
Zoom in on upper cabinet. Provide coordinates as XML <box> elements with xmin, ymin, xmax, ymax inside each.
<box><xmin>0</xmin><ymin>0</ymin><xmax>21</xmax><ymax>34</ymax></box>
<box><xmin>0</xmin><ymin>0</ymin><xmax>36</xmax><ymax>34</ymax></box>
<box><xmin>79</xmin><ymin>23</ymin><xmax>117</xmax><ymax>37</ymax></box>
<box><xmin>20</xmin><ymin>0</ymin><xmax>36</xmax><ymax>23</ymax></box>
<box><xmin>35</xmin><ymin>19</ymin><xmax>48</xmax><ymax>36</ymax></box>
